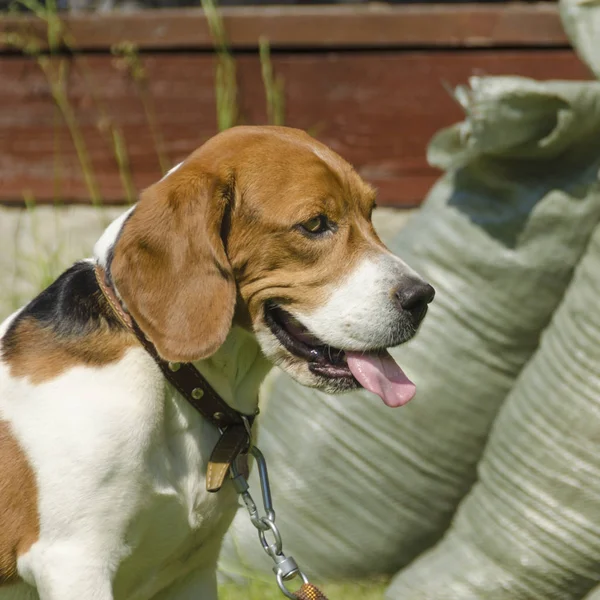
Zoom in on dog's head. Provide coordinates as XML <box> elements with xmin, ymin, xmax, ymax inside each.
<box><xmin>109</xmin><ymin>126</ymin><xmax>434</xmax><ymax>407</ymax></box>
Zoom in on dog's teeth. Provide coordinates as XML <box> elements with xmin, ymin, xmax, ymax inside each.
<box><xmin>329</xmin><ymin>348</ymin><xmax>347</xmax><ymax>365</ymax></box>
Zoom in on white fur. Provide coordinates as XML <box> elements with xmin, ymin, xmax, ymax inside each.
<box><xmin>0</xmin><ymin>324</ymin><xmax>269</xmax><ymax>600</ymax></box>
<box><xmin>160</xmin><ymin>162</ymin><xmax>183</xmax><ymax>182</ymax></box>
<box><xmin>0</xmin><ymin>309</ymin><xmax>22</xmax><ymax>338</ymax></box>
<box><xmin>295</xmin><ymin>252</ymin><xmax>421</xmax><ymax>350</ymax></box>
<box><xmin>0</xmin><ymin>209</ymin><xmax>274</xmax><ymax>600</ymax></box>
<box><xmin>94</xmin><ymin>206</ymin><xmax>136</xmax><ymax>269</ymax></box>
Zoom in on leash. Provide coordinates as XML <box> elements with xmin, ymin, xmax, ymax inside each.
<box><xmin>94</xmin><ymin>264</ymin><xmax>329</xmax><ymax>599</ymax></box>
<box><xmin>230</xmin><ymin>445</ymin><xmax>329</xmax><ymax>599</ymax></box>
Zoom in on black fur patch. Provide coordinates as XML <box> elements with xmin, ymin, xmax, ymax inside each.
<box><xmin>2</xmin><ymin>261</ymin><xmax>124</xmax><ymax>355</ymax></box>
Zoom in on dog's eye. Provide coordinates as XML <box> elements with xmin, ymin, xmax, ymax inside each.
<box><xmin>300</xmin><ymin>215</ymin><xmax>329</xmax><ymax>235</ymax></box>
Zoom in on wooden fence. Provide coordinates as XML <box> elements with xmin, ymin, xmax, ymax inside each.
<box><xmin>0</xmin><ymin>3</ymin><xmax>592</xmax><ymax>208</ymax></box>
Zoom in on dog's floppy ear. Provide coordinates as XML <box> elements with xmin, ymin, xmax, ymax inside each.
<box><xmin>111</xmin><ymin>167</ymin><xmax>236</xmax><ymax>363</ymax></box>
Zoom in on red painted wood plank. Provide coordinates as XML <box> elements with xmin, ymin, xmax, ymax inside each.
<box><xmin>0</xmin><ymin>49</ymin><xmax>591</xmax><ymax>208</ymax></box>
<box><xmin>0</xmin><ymin>4</ymin><xmax>570</xmax><ymax>52</ymax></box>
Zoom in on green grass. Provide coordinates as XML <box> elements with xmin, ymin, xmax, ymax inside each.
<box><xmin>202</xmin><ymin>0</ymin><xmax>239</xmax><ymax>131</ymax></box>
<box><xmin>220</xmin><ymin>579</ymin><xmax>388</xmax><ymax>600</ymax></box>
<box><xmin>259</xmin><ymin>36</ymin><xmax>285</xmax><ymax>126</ymax></box>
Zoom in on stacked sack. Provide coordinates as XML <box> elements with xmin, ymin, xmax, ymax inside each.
<box><xmin>219</xmin><ymin>77</ymin><xmax>600</xmax><ymax>581</ymax></box>
<box><xmin>560</xmin><ymin>0</ymin><xmax>600</xmax><ymax>81</ymax></box>
<box><xmin>393</xmin><ymin>2</ymin><xmax>600</xmax><ymax>598</ymax></box>
<box><xmin>386</xmin><ymin>207</ymin><xmax>600</xmax><ymax>600</ymax></box>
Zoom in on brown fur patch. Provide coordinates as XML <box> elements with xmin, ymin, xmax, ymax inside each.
<box><xmin>3</xmin><ymin>318</ymin><xmax>136</xmax><ymax>385</ymax></box>
<box><xmin>111</xmin><ymin>125</ymin><xmax>384</xmax><ymax>361</ymax></box>
<box><xmin>111</xmin><ymin>172</ymin><xmax>236</xmax><ymax>364</ymax></box>
<box><xmin>0</xmin><ymin>420</ymin><xmax>39</xmax><ymax>584</ymax></box>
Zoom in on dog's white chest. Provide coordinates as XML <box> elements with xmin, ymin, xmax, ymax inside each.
<box><xmin>112</xmin><ymin>420</ymin><xmax>240</xmax><ymax>600</ymax></box>
<box><xmin>0</xmin><ymin>347</ymin><xmax>240</xmax><ymax>600</ymax></box>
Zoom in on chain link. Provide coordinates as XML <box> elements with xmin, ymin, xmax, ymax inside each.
<box><xmin>230</xmin><ymin>437</ymin><xmax>312</xmax><ymax>599</ymax></box>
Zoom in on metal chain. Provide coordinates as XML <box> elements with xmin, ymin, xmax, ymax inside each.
<box><xmin>230</xmin><ymin>424</ymin><xmax>311</xmax><ymax>599</ymax></box>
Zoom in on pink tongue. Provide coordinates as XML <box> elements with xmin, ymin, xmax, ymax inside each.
<box><xmin>346</xmin><ymin>350</ymin><xmax>416</xmax><ymax>407</ymax></box>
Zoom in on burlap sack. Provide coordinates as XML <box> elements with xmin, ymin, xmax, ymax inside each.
<box><xmin>386</xmin><ymin>216</ymin><xmax>600</xmax><ymax>600</ymax></box>
<box><xmin>560</xmin><ymin>0</ymin><xmax>600</xmax><ymax>80</ymax></box>
<box><xmin>219</xmin><ymin>77</ymin><xmax>600</xmax><ymax>580</ymax></box>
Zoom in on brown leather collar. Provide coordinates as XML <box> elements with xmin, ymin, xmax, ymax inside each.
<box><xmin>94</xmin><ymin>264</ymin><xmax>252</xmax><ymax>492</ymax></box>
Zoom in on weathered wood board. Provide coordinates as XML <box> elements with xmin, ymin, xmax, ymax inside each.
<box><xmin>0</xmin><ymin>5</ymin><xmax>592</xmax><ymax>207</ymax></box>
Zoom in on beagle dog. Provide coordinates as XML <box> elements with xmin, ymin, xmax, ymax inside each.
<box><xmin>0</xmin><ymin>126</ymin><xmax>434</xmax><ymax>600</ymax></box>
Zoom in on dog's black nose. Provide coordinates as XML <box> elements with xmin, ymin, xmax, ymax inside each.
<box><xmin>395</xmin><ymin>281</ymin><xmax>435</xmax><ymax>324</ymax></box>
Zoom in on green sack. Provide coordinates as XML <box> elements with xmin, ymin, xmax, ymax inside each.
<box><xmin>560</xmin><ymin>0</ymin><xmax>600</xmax><ymax>80</ymax></box>
<box><xmin>387</xmin><ymin>217</ymin><xmax>600</xmax><ymax>600</ymax></box>
<box><xmin>220</xmin><ymin>77</ymin><xmax>600</xmax><ymax>581</ymax></box>
<box><xmin>586</xmin><ymin>583</ymin><xmax>600</xmax><ymax>598</ymax></box>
